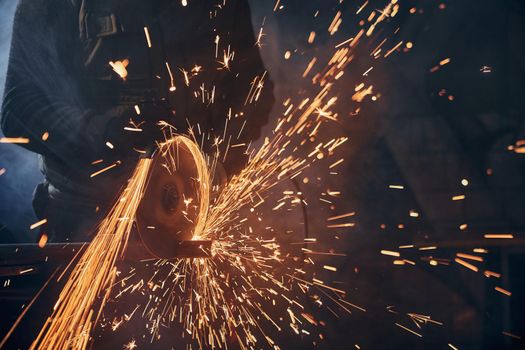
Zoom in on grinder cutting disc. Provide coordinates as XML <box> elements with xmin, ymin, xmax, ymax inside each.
<box><xmin>136</xmin><ymin>136</ymin><xmax>210</xmax><ymax>259</ymax></box>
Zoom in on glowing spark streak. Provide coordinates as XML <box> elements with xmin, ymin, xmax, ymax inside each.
<box><xmin>439</xmin><ymin>58</ymin><xmax>451</xmax><ymax>66</ymax></box>
<box><xmin>273</xmin><ymin>0</ymin><xmax>280</xmax><ymax>12</ymax></box>
<box><xmin>181</xmin><ymin>68</ymin><xmax>190</xmax><ymax>86</ymax></box>
<box><xmin>356</xmin><ymin>1</ymin><xmax>369</xmax><ymax>14</ymax></box>
<box><xmin>335</xmin><ymin>37</ymin><xmax>354</xmax><ymax>48</ymax></box>
<box><xmin>327</xmin><ymin>212</ymin><xmax>356</xmax><ymax>221</ymax></box>
<box><xmin>38</xmin><ymin>234</ymin><xmax>48</xmax><ymax>248</ymax></box>
<box><xmin>361</xmin><ymin>68</ymin><xmax>373</xmax><ymax>79</ymax></box>
<box><xmin>502</xmin><ymin>332</ymin><xmax>521</xmax><ymax>339</ymax></box>
<box><xmin>454</xmin><ymin>258</ymin><xmax>478</xmax><ymax>272</ymax></box>
<box><xmin>326</xmin><ymin>223</ymin><xmax>355</xmax><ymax>228</ymax></box>
<box><xmin>381</xmin><ymin>250</ymin><xmax>400</xmax><ymax>257</ymax></box>
<box><xmin>308</xmin><ymin>31</ymin><xmax>316</xmax><ymax>44</ymax></box>
<box><xmin>245</xmin><ymin>72</ymin><xmax>267</xmax><ymax>105</ymax></box>
<box><xmin>256</xmin><ymin>27</ymin><xmax>265</xmax><ymax>47</ymax></box>
<box><xmin>90</xmin><ymin>161</ymin><xmax>121</xmax><ymax>178</ymax></box>
<box><xmin>0</xmin><ymin>137</ymin><xmax>29</xmax><ymax>144</ymax></box>
<box><xmin>484</xmin><ymin>270</ymin><xmax>501</xmax><ymax>278</ymax></box>
<box><xmin>144</xmin><ymin>27</ymin><xmax>152</xmax><ymax>48</ymax></box>
<box><xmin>395</xmin><ymin>323</ymin><xmax>423</xmax><ymax>337</ymax></box>
<box><xmin>328</xmin><ymin>11</ymin><xmax>342</xmax><ymax>35</ymax></box>
<box><xmin>124</xmin><ymin>127</ymin><xmax>143</xmax><ymax>132</ymax></box>
<box><xmin>484</xmin><ymin>234</ymin><xmax>514</xmax><ymax>239</ymax></box>
<box><xmin>214</xmin><ymin>35</ymin><xmax>220</xmax><ymax>58</ymax></box>
<box><xmin>495</xmin><ymin>286</ymin><xmax>512</xmax><ymax>296</ymax></box>
<box><xmin>165</xmin><ymin>62</ymin><xmax>177</xmax><ymax>91</ymax></box>
<box><xmin>338</xmin><ymin>298</ymin><xmax>367</xmax><ymax>312</ymax></box>
<box><xmin>383</xmin><ymin>41</ymin><xmax>403</xmax><ymax>58</ymax></box>
<box><xmin>30</xmin><ymin>218</ymin><xmax>47</xmax><ymax>230</ymax></box>
<box><xmin>418</xmin><ymin>246</ymin><xmax>437</xmax><ymax>251</ymax></box>
<box><xmin>456</xmin><ymin>253</ymin><xmax>483</xmax><ymax>262</ymax></box>
<box><xmin>329</xmin><ymin>158</ymin><xmax>344</xmax><ymax>169</ymax></box>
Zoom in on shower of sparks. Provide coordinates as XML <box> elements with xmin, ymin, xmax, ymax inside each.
<box><xmin>0</xmin><ymin>1</ymin><xmax>514</xmax><ymax>349</ymax></box>
<box><xmin>28</xmin><ymin>1</ymin><xmax>412</xmax><ymax>348</ymax></box>
<box><xmin>98</xmin><ymin>1</ymin><xmax>407</xmax><ymax>344</ymax></box>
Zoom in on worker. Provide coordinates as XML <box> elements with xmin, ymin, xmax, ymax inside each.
<box><xmin>1</xmin><ymin>0</ymin><xmax>274</xmax><ymax>242</ymax></box>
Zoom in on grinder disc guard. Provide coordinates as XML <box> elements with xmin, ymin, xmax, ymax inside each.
<box><xmin>136</xmin><ymin>136</ymin><xmax>211</xmax><ymax>259</ymax></box>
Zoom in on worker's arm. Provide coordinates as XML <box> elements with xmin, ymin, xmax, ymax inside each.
<box><xmin>216</xmin><ymin>0</ymin><xmax>275</xmax><ymax>176</ymax></box>
<box><xmin>0</xmin><ymin>0</ymin><xmax>128</xmax><ymax>167</ymax></box>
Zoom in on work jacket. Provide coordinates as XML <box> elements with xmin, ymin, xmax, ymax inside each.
<box><xmin>1</xmin><ymin>0</ymin><xmax>274</xmax><ymax>240</ymax></box>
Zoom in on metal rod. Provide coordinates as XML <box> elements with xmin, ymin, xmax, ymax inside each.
<box><xmin>0</xmin><ymin>240</ymin><xmax>213</xmax><ymax>268</ymax></box>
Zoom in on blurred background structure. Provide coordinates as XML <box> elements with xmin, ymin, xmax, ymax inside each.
<box><xmin>1</xmin><ymin>0</ymin><xmax>524</xmax><ymax>348</ymax></box>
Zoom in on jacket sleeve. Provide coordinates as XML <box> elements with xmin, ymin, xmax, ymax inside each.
<box><xmin>1</xmin><ymin>0</ymin><xmax>114</xmax><ymax>167</ymax></box>
<box><xmin>218</xmin><ymin>0</ymin><xmax>275</xmax><ymax>175</ymax></box>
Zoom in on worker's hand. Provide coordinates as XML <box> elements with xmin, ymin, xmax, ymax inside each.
<box><xmin>104</xmin><ymin>104</ymin><xmax>171</xmax><ymax>155</ymax></box>
<box><xmin>105</xmin><ymin>116</ymin><xmax>163</xmax><ymax>155</ymax></box>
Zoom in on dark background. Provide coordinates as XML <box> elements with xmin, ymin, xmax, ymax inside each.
<box><xmin>1</xmin><ymin>0</ymin><xmax>524</xmax><ymax>349</ymax></box>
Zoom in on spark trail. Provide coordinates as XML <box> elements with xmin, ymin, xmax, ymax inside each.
<box><xmin>30</xmin><ymin>158</ymin><xmax>152</xmax><ymax>349</ymax></box>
